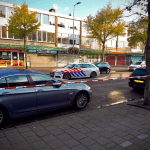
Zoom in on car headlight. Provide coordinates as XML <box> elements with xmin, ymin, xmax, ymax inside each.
<box><xmin>85</xmin><ymin>84</ymin><xmax>91</xmax><ymax>90</ymax></box>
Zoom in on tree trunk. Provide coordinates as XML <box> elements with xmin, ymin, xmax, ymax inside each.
<box><xmin>143</xmin><ymin>0</ymin><xmax>150</xmax><ymax>105</ymax></box>
<box><xmin>24</xmin><ymin>37</ymin><xmax>27</xmax><ymax>69</ymax></box>
<box><xmin>116</xmin><ymin>36</ymin><xmax>118</xmax><ymax>51</ymax></box>
<box><xmin>101</xmin><ymin>43</ymin><xmax>105</xmax><ymax>62</ymax></box>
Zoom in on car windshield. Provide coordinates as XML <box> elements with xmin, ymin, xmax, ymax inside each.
<box><xmin>64</xmin><ymin>64</ymin><xmax>76</xmax><ymax>69</ymax></box>
<box><xmin>141</xmin><ymin>61</ymin><xmax>146</xmax><ymax>65</ymax></box>
<box><xmin>133</xmin><ymin>62</ymin><xmax>142</xmax><ymax>65</ymax></box>
<box><xmin>132</xmin><ymin>69</ymin><xmax>146</xmax><ymax>76</ymax></box>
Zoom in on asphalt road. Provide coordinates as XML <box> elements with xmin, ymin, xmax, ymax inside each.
<box><xmin>2</xmin><ymin>71</ymin><xmax>144</xmax><ymax>129</ymax></box>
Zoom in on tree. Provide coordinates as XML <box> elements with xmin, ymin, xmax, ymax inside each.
<box><xmin>127</xmin><ymin>17</ymin><xmax>148</xmax><ymax>59</ymax></box>
<box><xmin>126</xmin><ymin>0</ymin><xmax>150</xmax><ymax>105</ymax></box>
<box><xmin>84</xmin><ymin>4</ymin><xmax>126</xmax><ymax>62</ymax></box>
<box><xmin>7</xmin><ymin>2</ymin><xmax>41</xmax><ymax>69</ymax></box>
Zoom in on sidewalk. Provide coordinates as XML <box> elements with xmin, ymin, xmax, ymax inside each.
<box><xmin>0</xmin><ymin>99</ymin><xmax>150</xmax><ymax>150</ymax></box>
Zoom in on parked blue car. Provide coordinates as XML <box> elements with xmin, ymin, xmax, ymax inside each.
<box><xmin>0</xmin><ymin>69</ymin><xmax>92</xmax><ymax>126</ymax></box>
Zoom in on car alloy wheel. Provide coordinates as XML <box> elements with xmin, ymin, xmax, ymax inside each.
<box><xmin>106</xmin><ymin>69</ymin><xmax>110</xmax><ymax>73</ymax></box>
<box><xmin>90</xmin><ymin>71</ymin><xmax>97</xmax><ymax>78</ymax></box>
<box><xmin>63</xmin><ymin>73</ymin><xmax>71</xmax><ymax>80</ymax></box>
<box><xmin>0</xmin><ymin>107</ymin><xmax>6</xmax><ymax>127</ymax></box>
<box><xmin>75</xmin><ymin>92</ymin><xmax>88</xmax><ymax>109</ymax></box>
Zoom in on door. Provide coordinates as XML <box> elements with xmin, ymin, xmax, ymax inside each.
<box><xmin>106</xmin><ymin>56</ymin><xmax>115</xmax><ymax>65</ymax></box>
<box><xmin>0</xmin><ymin>75</ymin><xmax>36</xmax><ymax>114</ymax></box>
<box><xmin>30</xmin><ymin>74</ymin><xmax>68</xmax><ymax>110</ymax></box>
<box><xmin>117</xmin><ymin>56</ymin><xmax>125</xmax><ymax>65</ymax></box>
<box><xmin>82</xmin><ymin>64</ymin><xmax>92</xmax><ymax>77</ymax></box>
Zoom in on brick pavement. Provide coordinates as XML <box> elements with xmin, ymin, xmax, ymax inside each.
<box><xmin>0</xmin><ymin>99</ymin><xmax>150</xmax><ymax>150</ymax></box>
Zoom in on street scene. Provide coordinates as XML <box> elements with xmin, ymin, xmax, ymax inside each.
<box><xmin>0</xmin><ymin>0</ymin><xmax>150</xmax><ymax>150</ymax></box>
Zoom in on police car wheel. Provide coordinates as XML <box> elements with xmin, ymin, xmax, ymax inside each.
<box><xmin>74</xmin><ymin>92</ymin><xmax>88</xmax><ymax>109</ymax></box>
<box><xmin>90</xmin><ymin>71</ymin><xmax>97</xmax><ymax>78</ymax></box>
<box><xmin>63</xmin><ymin>73</ymin><xmax>71</xmax><ymax>80</ymax></box>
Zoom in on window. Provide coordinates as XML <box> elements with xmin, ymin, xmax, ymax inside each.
<box><xmin>58</xmin><ymin>17</ymin><xmax>65</xmax><ymax>27</ymax></box>
<box><xmin>8</xmin><ymin>31</ymin><xmax>13</xmax><ymax>38</ymax></box>
<box><xmin>6</xmin><ymin>75</ymin><xmax>29</xmax><ymax>87</ymax></box>
<box><xmin>7</xmin><ymin>7</ymin><xmax>14</xmax><ymax>18</ymax></box>
<box><xmin>0</xmin><ymin>26</ymin><xmax>1</xmax><ymax>38</ymax></box>
<box><xmin>28</xmin><ymin>32</ymin><xmax>36</xmax><ymax>41</ymax></box>
<box><xmin>69</xmin><ymin>20</ymin><xmax>73</xmax><ymax>29</ymax></box>
<box><xmin>65</xmin><ymin>19</ymin><xmax>69</xmax><ymax>28</ymax></box>
<box><xmin>43</xmin><ymin>31</ymin><xmax>46</xmax><ymax>41</ymax></box>
<box><xmin>82</xmin><ymin>64</ymin><xmax>94</xmax><ymax>68</ymax></box>
<box><xmin>47</xmin><ymin>32</ymin><xmax>55</xmax><ymax>42</ymax></box>
<box><xmin>76</xmin><ymin>35</ymin><xmax>80</xmax><ymax>45</ymax></box>
<box><xmin>2</xmin><ymin>26</ymin><xmax>7</xmax><ymax>38</ymax></box>
<box><xmin>43</xmin><ymin>14</ymin><xmax>49</xmax><ymax>24</ymax></box>
<box><xmin>31</xmin><ymin>75</ymin><xmax>56</xmax><ymax>85</ymax></box>
<box><xmin>74</xmin><ymin>21</ymin><xmax>80</xmax><ymax>30</ymax></box>
<box><xmin>132</xmin><ymin>69</ymin><xmax>146</xmax><ymax>76</ymax></box>
<box><xmin>38</xmin><ymin>31</ymin><xmax>41</xmax><ymax>41</ymax></box>
<box><xmin>49</xmin><ymin>16</ymin><xmax>55</xmax><ymax>25</ymax></box>
<box><xmin>62</xmin><ymin>38</ymin><xmax>68</xmax><ymax>44</ymax></box>
<box><xmin>19</xmin><ymin>53</ymin><xmax>24</xmax><ymax>60</ymax></box>
<box><xmin>1</xmin><ymin>52</ymin><xmax>11</xmax><ymax>60</ymax></box>
<box><xmin>37</xmin><ymin>13</ymin><xmax>41</xmax><ymax>23</ymax></box>
<box><xmin>12</xmin><ymin>52</ymin><xmax>18</xmax><ymax>60</ymax></box>
<box><xmin>0</xmin><ymin>6</ymin><xmax>5</xmax><ymax>18</ymax></box>
<box><xmin>58</xmin><ymin>38</ymin><xmax>61</xmax><ymax>43</ymax></box>
<box><xmin>75</xmin><ymin>64</ymin><xmax>83</xmax><ymax>68</ymax></box>
<box><xmin>0</xmin><ymin>78</ymin><xmax>8</xmax><ymax>88</ymax></box>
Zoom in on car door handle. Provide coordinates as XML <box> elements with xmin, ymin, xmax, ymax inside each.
<box><xmin>2</xmin><ymin>92</ymin><xmax>10</xmax><ymax>95</ymax></box>
<box><xmin>37</xmin><ymin>89</ymin><xmax>43</xmax><ymax>92</ymax></box>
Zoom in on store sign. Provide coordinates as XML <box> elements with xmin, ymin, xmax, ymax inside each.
<box><xmin>37</xmin><ymin>50</ymin><xmax>51</xmax><ymax>53</ymax></box>
<box><xmin>27</xmin><ymin>49</ymin><xmax>37</xmax><ymax>53</ymax></box>
<box><xmin>50</xmin><ymin>50</ymin><xmax>58</xmax><ymax>54</ymax></box>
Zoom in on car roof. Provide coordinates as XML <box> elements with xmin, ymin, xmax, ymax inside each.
<box><xmin>0</xmin><ymin>69</ymin><xmax>44</xmax><ymax>78</ymax></box>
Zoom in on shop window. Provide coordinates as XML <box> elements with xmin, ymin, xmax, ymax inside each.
<box><xmin>43</xmin><ymin>31</ymin><xmax>46</xmax><ymax>41</ymax></box>
<box><xmin>12</xmin><ymin>52</ymin><xmax>18</xmax><ymax>60</ymax></box>
<box><xmin>38</xmin><ymin>31</ymin><xmax>41</xmax><ymax>41</ymax></box>
<box><xmin>0</xmin><ymin>52</ymin><xmax>11</xmax><ymax>60</ymax></box>
<box><xmin>7</xmin><ymin>7</ymin><xmax>14</xmax><ymax>18</ymax></box>
<box><xmin>58</xmin><ymin>38</ymin><xmax>61</xmax><ymax>43</ymax></box>
<box><xmin>19</xmin><ymin>53</ymin><xmax>24</xmax><ymax>60</ymax></box>
<box><xmin>0</xmin><ymin>6</ymin><xmax>5</xmax><ymax>18</ymax></box>
<box><xmin>49</xmin><ymin>16</ymin><xmax>55</xmax><ymax>25</ymax></box>
<box><xmin>37</xmin><ymin>13</ymin><xmax>41</xmax><ymax>23</ymax></box>
<box><xmin>2</xmin><ymin>26</ymin><xmax>7</xmax><ymax>38</ymax></box>
<box><xmin>43</xmin><ymin>14</ymin><xmax>49</xmax><ymax>24</ymax></box>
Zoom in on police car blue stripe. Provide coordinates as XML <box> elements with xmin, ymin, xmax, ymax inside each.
<box><xmin>70</xmin><ymin>72</ymin><xmax>76</xmax><ymax>77</ymax></box>
<box><xmin>74</xmin><ymin>72</ymin><xmax>79</xmax><ymax>77</ymax></box>
<box><xmin>80</xmin><ymin>71</ymin><xmax>86</xmax><ymax>76</ymax></box>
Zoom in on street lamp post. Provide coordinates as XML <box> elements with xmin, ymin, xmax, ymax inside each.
<box><xmin>73</xmin><ymin>2</ymin><xmax>81</xmax><ymax>62</ymax></box>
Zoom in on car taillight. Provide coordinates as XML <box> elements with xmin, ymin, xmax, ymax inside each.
<box><xmin>129</xmin><ymin>75</ymin><xmax>135</xmax><ymax>77</ymax></box>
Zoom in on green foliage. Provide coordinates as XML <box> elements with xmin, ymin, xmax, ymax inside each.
<box><xmin>84</xmin><ymin>4</ymin><xmax>126</xmax><ymax>61</ymax></box>
<box><xmin>127</xmin><ymin>17</ymin><xmax>148</xmax><ymax>49</ymax></box>
<box><xmin>7</xmin><ymin>2</ymin><xmax>41</xmax><ymax>50</ymax></box>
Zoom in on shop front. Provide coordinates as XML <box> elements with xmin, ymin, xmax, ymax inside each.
<box><xmin>0</xmin><ymin>49</ymin><xmax>25</xmax><ymax>67</ymax></box>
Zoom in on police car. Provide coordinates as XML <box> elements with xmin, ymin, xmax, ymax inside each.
<box><xmin>50</xmin><ymin>63</ymin><xmax>100</xmax><ymax>80</ymax></box>
<box><xmin>128</xmin><ymin>61</ymin><xmax>146</xmax><ymax>71</ymax></box>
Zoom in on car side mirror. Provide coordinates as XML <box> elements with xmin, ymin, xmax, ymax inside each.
<box><xmin>53</xmin><ymin>83</ymin><xmax>61</xmax><ymax>88</ymax></box>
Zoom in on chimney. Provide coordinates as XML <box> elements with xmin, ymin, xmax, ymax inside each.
<box><xmin>49</xmin><ymin>9</ymin><xmax>55</xmax><ymax>13</ymax></box>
